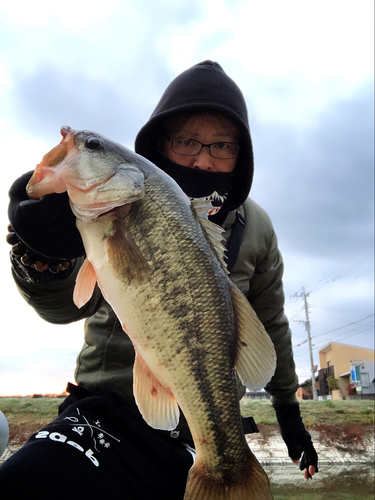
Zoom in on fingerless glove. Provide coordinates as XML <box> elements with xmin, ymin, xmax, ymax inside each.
<box><xmin>8</xmin><ymin>170</ymin><xmax>85</xmax><ymax>260</ymax></box>
<box><xmin>274</xmin><ymin>402</ymin><xmax>318</xmax><ymax>474</ymax></box>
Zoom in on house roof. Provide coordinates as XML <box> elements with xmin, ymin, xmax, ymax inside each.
<box><xmin>319</xmin><ymin>342</ymin><xmax>375</xmax><ymax>354</ymax></box>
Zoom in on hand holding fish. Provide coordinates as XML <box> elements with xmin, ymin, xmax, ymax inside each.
<box><xmin>8</xmin><ymin>170</ymin><xmax>84</xmax><ymax>260</ymax></box>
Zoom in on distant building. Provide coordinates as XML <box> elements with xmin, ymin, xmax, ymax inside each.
<box><xmin>296</xmin><ymin>378</ymin><xmax>320</xmax><ymax>400</ymax></box>
<box><xmin>318</xmin><ymin>342</ymin><xmax>375</xmax><ymax>399</ymax></box>
<box><xmin>243</xmin><ymin>390</ymin><xmax>271</xmax><ymax>400</ymax></box>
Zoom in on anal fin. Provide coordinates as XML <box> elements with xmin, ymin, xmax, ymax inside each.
<box><xmin>133</xmin><ymin>352</ymin><xmax>180</xmax><ymax>430</ymax></box>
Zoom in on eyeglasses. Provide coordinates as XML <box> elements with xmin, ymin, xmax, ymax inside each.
<box><xmin>166</xmin><ymin>136</ymin><xmax>240</xmax><ymax>160</ymax></box>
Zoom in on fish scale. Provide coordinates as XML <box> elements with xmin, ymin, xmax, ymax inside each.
<box><xmin>27</xmin><ymin>126</ymin><xmax>276</xmax><ymax>499</ymax></box>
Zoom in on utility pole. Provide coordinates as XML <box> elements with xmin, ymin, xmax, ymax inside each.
<box><xmin>292</xmin><ymin>287</ymin><xmax>318</xmax><ymax>400</ymax></box>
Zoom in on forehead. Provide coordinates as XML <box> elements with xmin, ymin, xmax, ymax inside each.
<box><xmin>165</xmin><ymin>112</ymin><xmax>239</xmax><ymax>137</ymax></box>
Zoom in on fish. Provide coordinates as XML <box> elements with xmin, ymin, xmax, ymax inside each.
<box><xmin>27</xmin><ymin>126</ymin><xmax>277</xmax><ymax>500</ymax></box>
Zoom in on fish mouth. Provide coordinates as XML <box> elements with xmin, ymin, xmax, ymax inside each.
<box><xmin>65</xmin><ymin>172</ymin><xmax>116</xmax><ymax>195</ymax></box>
<box><xmin>65</xmin><ymin>172</ymin><xmax>133</xmax><ymax>221</ymax></box>
<box><xmin>36</xmin><ymin>126</ymin><xmax>76</xmax><ymax>170</ymax></box>
<box><xmin>27</xmin><ymin>126</ymin><xmax>145</xmax><ymax>221</ymax></box>
<box><xmin>27</xmin><ymin>126</ymin><xmax>78</xmax><ymax>199</ymax></box>
<box><xmin>69</xmin><ymin>198</ymin><xmax>131</xmax><ymax>221</ymax></box>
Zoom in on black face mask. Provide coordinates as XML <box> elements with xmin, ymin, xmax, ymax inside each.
<box><xmin>155</xmin><ymin>154</ymin><xmax>234</xmax><ymax>224</ymax></box>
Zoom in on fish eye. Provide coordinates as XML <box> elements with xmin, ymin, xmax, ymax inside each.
<box><xmin>85</xmin><ymin>137</ymin><xmax>103</xmax><ymax>151</ymax></box>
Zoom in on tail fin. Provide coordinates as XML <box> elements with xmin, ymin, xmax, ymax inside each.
<box><xmin>183</xmin><ymin>459</ymin><xmax>273</xmax><ymax>500</ymax></box>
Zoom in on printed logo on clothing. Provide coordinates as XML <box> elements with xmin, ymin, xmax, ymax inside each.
<box><xmin>33</xmin><ymin>407</ymin><xmax>120</xmax><ymax>467</ymax></box>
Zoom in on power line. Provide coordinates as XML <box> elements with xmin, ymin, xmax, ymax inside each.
<box><xmin>292</xmin><ymin>244</ymin><xmax>374</xmax><ymax>297</ymax></box>
<box><xmin>289</xmin><ymin>245</ymin><xmax>374</xmax><ymax>373</ymax></box>
<box><xmin>311</xmin><ymin>312</ymin><xmax>360</xmax><ymax>323</ymax></box>
<box><xmin>311</xmin><ymin>314</ymin><xmax>374</xmax><ymax>339</ymax></box>
<box><xmin>304</xmin><ymin>245</ymin><xmax>374</xmax><ymax>294</ymax></box>
<box><xmin>316</xmin><ymin>327</ymin><xmax>375</xmax><ymax>348</ymax></box>
<box><xmin>293</xmin><ymin>314</ymin><xmax>374</xmax><ymax>354</ymax></box>
<box><xmin>293</xmin><ymin>325</ymin><xmax>374</xmax><ymax>358</ymax></box>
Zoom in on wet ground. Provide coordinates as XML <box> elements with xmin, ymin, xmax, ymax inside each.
<box><xmin>266</xmin><ymin>463</ymin><xmax>374</xmax><ymax>499</ymax></box>
<box><xmin>247</xmin><ymin>427</ymin><xmax>375</xmax><ymax>499</ymax></box>
<box><xmin>1</xmin><ymin>434</ymin><xmax>374</xmax><ymax>499</ymax></box>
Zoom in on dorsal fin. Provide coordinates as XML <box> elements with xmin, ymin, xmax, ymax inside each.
<box><xmin>191</xmin><ymin>197</ymin><xmax>228</xmax><ymax>273</ymax></box>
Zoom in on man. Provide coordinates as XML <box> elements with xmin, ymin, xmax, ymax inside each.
<box><xmin>1</xmin><ymin>61</ymin><xmax>317</xmax><ymax>497</ymax></box>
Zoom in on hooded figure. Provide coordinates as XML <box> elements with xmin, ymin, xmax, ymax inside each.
<box><xmin>4</xmin><ymin>61</ymin><xmax>318</xmax><ymax>496</ymax></box>
<box><xmin>137</xmin><ymin>61</ymin><xmax>318</xmax><ymax>479</ymax></box>
<box><xmin>135</xmin><ymin>61</ymin><xmax>253</xmax><ymax>219</ymax></box>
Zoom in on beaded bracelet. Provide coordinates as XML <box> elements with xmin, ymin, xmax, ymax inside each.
<box><xmin>6</xmin><ymin>223</ymin><xmax>76</xmax><ymax>276</ymax></box>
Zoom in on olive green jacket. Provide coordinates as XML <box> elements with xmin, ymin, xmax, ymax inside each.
<box><xmin>11</xmin><ymin>197</ymin><xmax>299</xmax><ymax>419</ymax></box>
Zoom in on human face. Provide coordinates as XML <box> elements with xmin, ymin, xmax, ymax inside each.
<box><xmin>163</xmin><ymin>114</ymin><xmax>240</xmax><ymax>173</ymax></box>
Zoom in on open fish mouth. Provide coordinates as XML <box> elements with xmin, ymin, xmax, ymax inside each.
<box><xmin>36</xmin><ymin>126</ymin><xmax>75</xmax><ymax>170</ymax></box>
<box><xmin>27</xmin><ymin>127</ymin><xmax>79</xmax><ymax>199</ymax></box>
<box><xmin>27</xmin><ymin>126</ymin><xmax>145</xmax><ymax>219</ymax></box>
<box><xmin>27</xmin><ymin>126</ymin><xmax>118</xmax><ymax>198</ymax></box>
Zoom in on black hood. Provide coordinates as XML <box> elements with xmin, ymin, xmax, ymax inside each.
<box><xmin>135</xmin><ymin>60</ymin><xmax>253</xmax><ymax>212</ymax></box>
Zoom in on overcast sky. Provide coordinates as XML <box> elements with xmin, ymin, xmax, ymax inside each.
<box><xmin>0</xmin><ymin>0</ymin><xmax>373</xmax><ymax>396</ymax></box>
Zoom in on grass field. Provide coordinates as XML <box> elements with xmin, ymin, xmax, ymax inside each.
<box><xmin>240</xmin><ymin>398</ymin><xmax>375</xmax><ymax>426</ymax></box>
<box><xmin>0</xmin><ymin>397</ymin><xmax>374</xmax><ymax>443</ymax></box>
<box><xmin>0</xmin><ymin>396</ymin><xmax>62</xmax><ymax>444</ymax></box>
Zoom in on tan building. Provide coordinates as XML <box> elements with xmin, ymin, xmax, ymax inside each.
<box><xmin>318</xmin><ymin>342</ymin><xmax>375</xmax><ymax>398</ymax></box>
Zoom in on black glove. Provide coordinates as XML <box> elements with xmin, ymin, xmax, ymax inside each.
<box><xmin>274</xmin><ymin>403</ymin><xmax>318</xmax><ymax>477</ymax></box>
<box><xmin>8</xmin><ymin>171</ymin><xmax>85</xmax><ymax>260</ymax></box>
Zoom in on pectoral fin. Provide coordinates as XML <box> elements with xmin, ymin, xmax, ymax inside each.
<box><xmin>133</xmin><ymin>352</ymin><xmax>180</xmax><ymax>431</ymax></box>
<box><xmin>73</xmin><ymin>258</ymin><xmax>98</xmax><ymax>308</ymax></box>
<box><xmin>106</xmin><ymin>219</ymin><xmax>150</xmax><ymax>284</ymax></box>
<box><xmin>229</xmin><ymin>281</ymin><xmax>277</xmax><ymax>391</ymax></box>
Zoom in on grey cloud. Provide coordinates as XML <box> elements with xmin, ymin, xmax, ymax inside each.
<box><xmin>11</xmin><ymin>34</ymin><xmax>180</xmax><ymax>147</ymax></box>
<box><xmin>13</xmin><ymin>66</ymin><xmax>144</xmax><ymax>145</ymax></box>
<box><xmin>13</xmin><ymin>62</ymin><xmax>373</xmax><ymax>265</ymax></box>
<box><xmin>250</xmin><ymin>82</ymin><xmax>374</xmax><ymax>259</ymax></box>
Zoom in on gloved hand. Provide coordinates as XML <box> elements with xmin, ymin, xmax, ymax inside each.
<box><xmin>8</xmin><ymin>170</ymin><xmax>85</xmax><ymax>260</ymax></box>
<box><xmin>273</xmin><ymin>403</ymin><xmax>318</xmax><ymax>479</ymax></box>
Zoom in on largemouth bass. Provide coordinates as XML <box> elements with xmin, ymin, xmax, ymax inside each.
<box><xmin>27</xmin><ymin>126</ymin><xmax>276</xmax><ymax>500</ymax></box>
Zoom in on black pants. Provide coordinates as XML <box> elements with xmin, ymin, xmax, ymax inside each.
<box><xmin>0</xmin><ymin>386</ymin><xmax>194</xmax><ymax>499</ymax></box>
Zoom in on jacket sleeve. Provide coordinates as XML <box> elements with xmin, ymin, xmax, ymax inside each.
<box><xmin>229</xmin><ymin>199</ymin><xmax>299</xmax><ymax>405</ymax></box>
<box><xmin>247</xmin><ymin>231</ymin><xmax>299</xmax><ymax>404</ymax></box>
<box><xmin>11</xmin><ymin>257</ymin><xmax>103</xmax><ymax>324</ymax></box>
